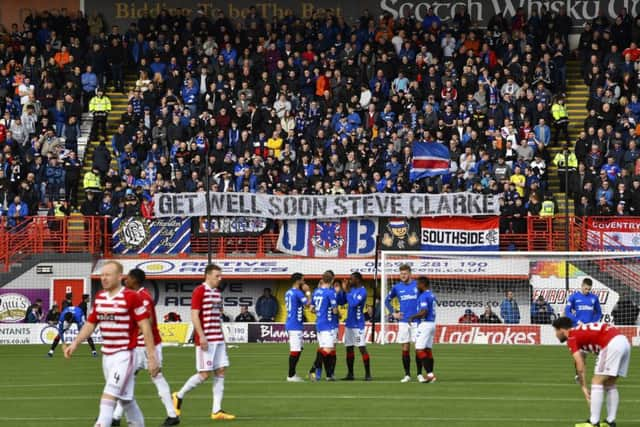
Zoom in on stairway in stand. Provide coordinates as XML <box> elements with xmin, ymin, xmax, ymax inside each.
<box><xmin>78</xmin><ymin>75</ymin><xmax>136</xmax><ymax>206</ymax></box>
<box><xmin>545</xmin><ymin>61</ymin><xmax>588</xmax><ymax>228</ymax></box>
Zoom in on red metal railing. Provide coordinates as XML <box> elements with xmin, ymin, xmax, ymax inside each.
<box><xmin>0</xmin><ymin>215</ymin><xmax>638</xmax><ymax>272</ymax></box>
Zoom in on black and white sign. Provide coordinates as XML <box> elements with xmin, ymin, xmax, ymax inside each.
<box><xmin>154</xmin><ymin>193</ymin><xmax>499</xmax><ymax>219</ymax></box>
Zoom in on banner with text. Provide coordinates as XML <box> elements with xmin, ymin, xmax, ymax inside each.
<box><xmin>112</xmin><ymin>216</ymin><xmax>191</xmax><ymax>254</ymax></box>
<box><xmin>380</xmin><ymin>218</ymin><xmax>422</xmax><ymax>251</ymax></box>
<box><xmin>277</xmin><ymin>218</ymin><xmax>378</xmax><ymax>257</ymax></box>
<box><xmin>420</xmin><ymin>217</ymin><xmax>500</xmax><ymax>251</ymax></box>
<box><xmin>154</xmin><ymin>193</ymin><xmax>499</xmax><ymax>219</ymax></box>
<box><xmin>197</xmin><ymin>216</ymin><xmax>268</xmax><ymax>236</ymax></box>
<box><xmin>0</xmin><ymin>289</ymin><xmax>51</xmax><ymax>323</ymax></box>
<box><xmin>86</xmin><ymin>0</ymin><xmax>632</xmax><ymax>33</ymax></box>
<box><xmin>586</xmin><ymin>217</ymin><xmax>640</xmax><ymax>250</ymax></box>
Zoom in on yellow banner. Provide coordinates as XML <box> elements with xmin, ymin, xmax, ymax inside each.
<box><xmin>158</xmin><ymin>323</ymin><xmax>190</xmax><ymax>344</ymax></box>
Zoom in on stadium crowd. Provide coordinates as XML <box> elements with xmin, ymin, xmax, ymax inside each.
<box><xmin>0</xmin><ymin>6</ymin><xmax>639</xmax><ymax>225</ymax></box>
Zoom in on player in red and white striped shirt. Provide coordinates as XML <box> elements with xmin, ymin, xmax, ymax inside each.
<box><xmin>553</xmin><ymin>316</ymin><xmax>631</xmax><ymax>427</ymax></box>
<box><xmin>112</xmin><ymin>268</ymin><xmax>180</xmax><ymax>426</ymax></box>
<box><xmin>172</xmin><ymin>264</ymin><xmax>235</xmax><ymax>420</ymax></box>
<box><xmin>64</xmin><ymin>260</ymin><xmax>159</xmax><ymax>427</ymax></box>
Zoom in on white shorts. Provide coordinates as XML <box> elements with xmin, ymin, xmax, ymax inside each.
<box><xmin>595</xmin><ymin>335</ymin><xmax>631</xmax><ymax>377</ymax></box>
<box><xmin>196</xmin><ymin>342</ymin><xmax>230</xmax><ymax>372</ymax></box>
<box><xmin>415</xmin><ymin>322</ymin><xmax>436</xmax><ymax>349</ymax></box>
<box><xmin>102</xmin><ymin>350</ymin><xmax>136</xmax><ymax>400</ymax></box>
<box><xmin>344</xmin><ymin>327</ymin><xmax>366</xmax><ymax>347</ymax></box>
<box><xmin>287</xmin><ymin>330</ymin><xmax>303</xmax><ymax>352</ymax></box>
<box><xmin>134</xmin><ymin>344</ymin><xmax>163</xmax><ymax>371</ymax></box>
<box><xmin>332</xmin><ymin>328</ymin><xmax>338</xmax><ymax>341</ymax></box>
<box><xmin>397</xmin><ymin>322</ymin><xmax>417</xmax><ymax>344</ymax></box>
<box><xmin>317</xmin><ymin>331</ymin><xmax>335</xmax><ymax>348</ymax></box>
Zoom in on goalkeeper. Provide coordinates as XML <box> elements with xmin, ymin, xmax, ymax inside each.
<box><xmin>47</xmin><ymin>305</ymin><xmax>97</xmax><ymax>357</ymax></box>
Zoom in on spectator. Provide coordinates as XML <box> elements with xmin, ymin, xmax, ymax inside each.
<box><xmin>7</xmin><ymin>195</ymin><xmax>28</xmax><ymax>228</ymax></box>
<box><xmin>531</xmin><ymin>296</ymin><xmax>555</xmax><ymax>324</ymax></box>
<box><xmin>46</xmin><ymin>304</ymin><xmax>60</xmax><ymax>325</ymax></box>
<box><xmin>458</xmin><ymin>309</ymin><xmax>479</xmax><ymax>324</ymax></box>
<box><xmin>234</xmin><ymin>305</ymin><xmax>257</xmax><ymax>322</ymax></box>
<box><xmin>500</xmin><ymin>291</ymin><xmax>521</xmax><ymax>324</ymax></box>
<box><xmin>23</xmin><ymin>298</ymin><xmax>43</xmax><ymax>323</ymax></box>
<box><xmin>611</xmin><ymin>296</ymin><xmax>639</xmax><ymax>325</ymax></box>
<box><xmin>61</xmin><ymin>292</ymin><xmax>73</xmax><ymax>310</ymax></box>
<box><xmin>220</xmin><ymin>308</ymin><xmax>230</xmax><ymax>322</ymax></box>
<box><xmin>255</xmin><ymin>288</ymin><xmax>278</xmax><ymax>322</ymax></box>
<box><xmin>479</xmin><ymin>305</ymin><xmax>502</xmax><ymax>323</ymax></box>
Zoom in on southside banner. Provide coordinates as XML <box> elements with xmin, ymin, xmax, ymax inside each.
<box><xmin>85</xmin><ymin>0</ymin><xmax>633</xmax><ymax>33</ymax></box>
<box><xmin>112</xmin><ymin>216</ymin><xmax>191</xmax><ymax>254</ymax></box>
<box><xmin>420</xmin><ymin>217</ymin><xmax>499</xmax><ymax>251</ymax></box>
<box><xmin>276</xmin><ymin>218</ymin><xmax>378</xmax><ymax>257</ymax></box>
<box><xmin>586</xmin><ymin>217</ymin><xmax>640</xmax><ymax>250</ymax></box>
<box><xmin>154</xmin><ymin>192</ymin><xmax>499</xmax><ymax>219</ymax></box>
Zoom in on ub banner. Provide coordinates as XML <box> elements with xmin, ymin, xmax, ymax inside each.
<box><xmin>277</xmin><ymin>219</ymin><xmax>378</xmax><ymax>257</ymax></box>
<box><xmin>154</xmin><ymin>193</ymin><xmax>499</xmax><ymax>219</ymax></box>
<box><xmin>112</xmin><ymin>216</ymin><xmax>191</xmax><ymax>254</ymax></box>
<box><xmin>420</xmin><ymin>217</ymin><xmax>499</xmax><ymax>251</ymax></box>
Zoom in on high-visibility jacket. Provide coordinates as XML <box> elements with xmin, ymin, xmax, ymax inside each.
<box><xmin>89</xmin><ymin>96</ymin><xmax>111</xmax><ymax>113</ymax></box>
<box><xmin>83</xmin><ymin>171</ymin><xmax>101</xmax><ymax>189</ymax></box>
<box><xmin>552</xmin><ymin>151</ymin><xmax>578</xmax><ymax>169</ymax></box>
<box><xmin>551</xmin><ymin>103</ymin><xmax>568</xmax><ymax>121</ymax></box>
<box><xmin>540</xmin><ymin>200</ymin><xmax>555</xmax><ymax>217</ymax></box>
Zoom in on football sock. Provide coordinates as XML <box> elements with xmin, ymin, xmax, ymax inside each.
<box><xmin>310</xmin><ymin>349</ymin><xmax>322</xmax><ymax>373</ymax></box>
<box><xmin>606</xmin><ymin>385</ymin><xmax>619</xmax><ymax>423</ymax></box>
<box><xmin>212</xmin><ymin>376</ymin><xmax>224</xmax><ymax>414</ymax></box>
<box><xmin>402</xmin><ymin>350</ymin><xmax>410</xmax><ymax>376</ymax></box>
<box><xmin>288</xmin><ymin>351</ymin><xmax>300</xmax><ymax>377</ymax></box>
<box><xmin>590</xmin><ymin>384</ymin><xmax>604</xmax><ymax>425</ymax></box>
<box><xmin>112</xmin><ymin>401</ymin><xmax>124</xmax><ymax>421</ymax></box>
<box><xmin>425</xmin><ymin>349</ymin><xmax>434</xmax><ymax>374</ymax></box>
<box><xmin>87</xmin><ymin>337</ymin><xmax>97</xmax><ymax>352</ymax></box>
<box><xmin>346</xmin><ymin>347</ymin><xmax>355</xmax><ymax>375</ymax></box>
<box><xmin>416</xmin><ymin>350</ymin><xmax>427</xmax><ymax>375</ymax></box>
<box><xmin>122</xmin><ymin>399</ymin><xmax>144</xmax><ymax>426</ymax></box>
<box><xmin>95</xmin><ymin>398</ymin><xmax>116</xmax><ymax>427</ymax></box>
<box><xmin>152</xmin><ymin>372</ymin><xmax>177</xmax><ymax>418</ymax></box>
<box><xmin>50</xmin><ymin>335</ymin><xmax>61</xmax><ymax>352</ymax></box>
<box><xmin>329</xmin><ymin>350</ymin><xmax>337</xmax><ymax>377</ymax></box>
<box><xmin>361</xmin><ymin>351</ymin><xmax>371</xmax><ymax>376</ymax></box>
<box><xmin>416</xmin><ymin>354</ymin><xmax>422</xmax><ymax>375</ymax></box>
<box><xmin>321</xmin><ymin>350</ymin><xmax>331</xmax><ymax>376</ymax></box>
<box><xmin>177</xmin><ymin>373</ymin><xmax>204</xmax><ymax>398</ymax></box>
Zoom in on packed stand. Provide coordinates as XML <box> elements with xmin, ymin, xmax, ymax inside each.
<box><xmin>0</xmin><ymin>7</ymin><xmax>585</xmax><ymax>224</ymax></box>
<box><xmin>0</xmin><ymin>9</ymin><xmax>111</xmax><ymax>226</ymax></box>
<box><xmin>570</xmin><ymin>10</ymin><xmax>640</xmax><ymax>217</ymax></box>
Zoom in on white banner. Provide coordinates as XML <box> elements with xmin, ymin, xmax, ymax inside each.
<box><xmin>530</xmin><ymin>263</ymin><xmax>620</xmax><ymax>323</ymax></box>
<box><xmin>92</xmin><ymin>258</ymin><xmax>530</xmax><ymax>278</ymax></box>
<box><xmin>153</xmin><ymin>192</ymin><xmax>499</xmax><ymax>219</ymax></box>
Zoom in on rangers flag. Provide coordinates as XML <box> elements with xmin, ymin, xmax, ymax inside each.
<box><xmin>410</xmin><ymin>141</ymin><xmax>450</xmax><ymax>182</ymax></box>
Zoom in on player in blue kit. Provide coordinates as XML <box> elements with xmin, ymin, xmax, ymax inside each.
<box><xmin>338</xmin><ymin>272</ymin><xmax>372</xmax><ymax>381</ymax></box>
<box><xmin>285</xmin><ymin>272</ymin><xmax>311</xmax><ymax>382</ymax></box>
<box><xmin>309</xmin><ymin>271</ymin><xmax>336</xmax><ymax>381</ymax></box>
<box><xmin>409</xmin><ymin>277</ymin><xmax>437</xmax><ymax>383</ymax></box>
<box><xmin>565</xmin><ymin>278</ymin><xmax>603</xmax><ymax>383</ymax></box>
<box><xmin>47</xmin><ymin>305</ymin><xmax>97</xmax><ymax>357</ymax></box>
<box><xmin>385</xmin><ymin>263</ymin><xmax>419</xmax><ymax>382</ymax></box>
<box><xmin>565</xmin><ymin>278</ymin><xmax>602</xmax><ymax>326</ymax></box>
<box><xmin>311</xmin><ymin>278</ymin><xmax>338</xmax><ymax>381</ymax></box>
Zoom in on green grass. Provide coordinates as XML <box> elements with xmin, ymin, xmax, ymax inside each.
<box><xmin>0</xmin><ymin>344</ymin><xmax>639</xmax><ymax>427</ymax></box>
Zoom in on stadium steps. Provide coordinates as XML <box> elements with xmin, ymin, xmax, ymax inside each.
<box><xmin>545</xmin><ymin>60</ymin><xmax>588</xmax><ymax>218</ymax></box>
<box><xmin>78</xmin><ymin>74</ymin><xmax>136</xmax><ymax>206</ymax></box>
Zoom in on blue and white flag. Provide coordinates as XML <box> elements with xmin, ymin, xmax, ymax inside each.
<box><xmin>410</xmin><ymin>141</ymin><xmax>450</xmax><ymax>182</ymax></box>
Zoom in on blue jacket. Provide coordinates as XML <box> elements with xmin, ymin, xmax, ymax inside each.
<box><xmin>500</xmin><ymin>298</ymin><xmax>521</xmax><ymax>324</ymax></box>
<box><xmin>7</xmin><ymin>202</ymin><xmax>28</xmax><ymax>227</ymax></box>
<box><xmin>81</xmin><ymin>72</ymin><xmax>98</xmax><ymax>93</ymax></box>
<box><xmin>255</xmin><ymin>295</ymin><xmax>278</xmax><ymax>320</ymax></box>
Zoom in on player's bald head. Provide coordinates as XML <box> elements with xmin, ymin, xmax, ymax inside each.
<box><xmin>103</xmin><ymin>260</ymin><xmax>124</xmax><ymax>275</ymax></box>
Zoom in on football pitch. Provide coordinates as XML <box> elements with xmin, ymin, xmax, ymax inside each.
<box><xmin>1</xmin><ymin>344</ymin><xmax>639</xmax><ymax>427</ymax></box>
